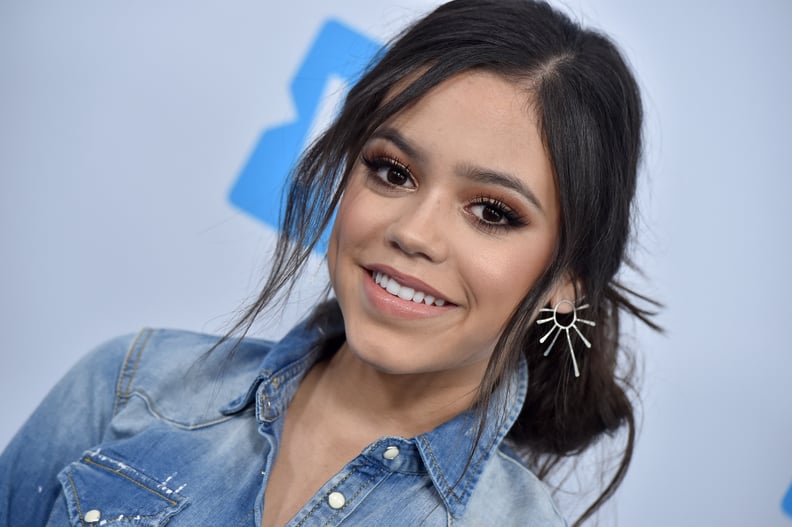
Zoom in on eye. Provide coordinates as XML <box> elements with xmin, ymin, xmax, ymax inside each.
<box><xmin>467</xmin><ymin>196</ymin><xmax>527</xmax><ymax>231</ymax></box>
<box><xmin>361</xmin><ymin>154</ymin><xmax>416</xmax><ymax>190</ymax></box>
<box><xmin>474</xmin><ymin>203</ymin><xmax>507</xmax><ymax>224</ymax></box>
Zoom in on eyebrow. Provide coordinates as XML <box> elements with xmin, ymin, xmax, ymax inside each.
<box><xmin>369</xmin><ymin>127</ymin><xmax>426</xmax><ymax>163</ymax></box>
<box><xmin>462</xmin><ymin>167</ymin><xmax>545</xmax><ymax>213</ymax></box>
<box><xmin>368</xmin><ymin>127</ymin><xmax>546</xmax><ymax>213</ymax></box>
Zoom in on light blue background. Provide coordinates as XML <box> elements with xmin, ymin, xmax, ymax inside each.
<box><xmin>2</xmin><ymin>1</ymin><xmax>791</xmax><ymax>525</ymax></box>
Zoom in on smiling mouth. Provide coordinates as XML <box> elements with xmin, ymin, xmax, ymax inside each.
<box><xmin>371</xmin><ymin>271</ymin><xmax>449</xmax><ymax>307</ymax></box>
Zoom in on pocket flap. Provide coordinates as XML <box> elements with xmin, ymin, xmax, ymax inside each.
<box><xmin>58</xmin><ymin>451</ymin><xmax>189</xmax><ymax>526</ymax></box>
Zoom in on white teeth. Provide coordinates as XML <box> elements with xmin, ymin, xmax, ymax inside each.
<box><xmin>397</xmin><ymin>286</ymin><xmax>414</xmax><ymax>300</ymax></box>
<box><xmin>372</xmin><ymin>271</ymin><xmax>447</xmax><ymax>307</ymax></box>
<box><xmin>385</xmin><ymin>278</ymin><xmax>401</xmax><ymax>295</ymax></box>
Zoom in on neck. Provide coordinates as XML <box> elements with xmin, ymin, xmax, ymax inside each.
<box><xmin>310</xmin><ymin>341</ymin><xmax>488</xmax><ymax>439</ymax></box>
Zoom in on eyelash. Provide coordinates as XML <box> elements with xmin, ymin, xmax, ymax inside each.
<box><xmin>359</xmin><ymin>152</ymin><xmax>527</xmax><ymax>233</ymax></box>
<box><xmin>360</xmin><ymin>153</ymin><xmax>415</xmax><ymax>190</ymax></box>
<box><xmin>468</xmin><ymin>195</ymin><xmax>527</xmax><ymax>232</ymax></box>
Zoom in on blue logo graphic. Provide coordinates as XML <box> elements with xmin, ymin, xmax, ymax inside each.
<box><xmin>783</xmin><ymin>481</ymin><xmax>792</xmax><ymax>518</ymax></box>
<box><xmin>230</xmin><ymin>20</ymin><xmax>382</xmax><ymax>251</ymax></box>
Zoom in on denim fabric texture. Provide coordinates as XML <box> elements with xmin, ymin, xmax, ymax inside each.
<box><xmin>0</xmin><ymin>317</ymin><xmax>566</xmax><ymax>527</ymax></box>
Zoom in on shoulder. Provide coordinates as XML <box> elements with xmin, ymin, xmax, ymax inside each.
<box><xmin>108</xmin><ymin>328</ymin><xmax>274</xmax><ymax>428</ymax></box>
<box><xmin>462</xmin><ymin>443</ymin><xmax>567</xmax><ymax>527</ymax></box>
<box><xmin>0</xmin><ymin>328</ymin><xmax>276</xmax><ymax>527</ymax></box>
<box><xmin>113</xmin><ymin>326</ymin><xmax>273</xmax><ymax>364</ymax></box>
<box><xmin>87</xmin><ymin>328</ymin><xmax>273</xmax><ymax>391</ymax></box>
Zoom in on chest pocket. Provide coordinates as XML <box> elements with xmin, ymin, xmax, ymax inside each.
<box><xmin>57</xmin><ymin>451</ymin><xmax>189</xmax><ymax>526</ymax></box>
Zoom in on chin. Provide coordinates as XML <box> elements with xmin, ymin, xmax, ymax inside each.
<box><xmin>345</xmin><ymin>333</ymin><xmax>430</xmax><ymax>375</ymax></box>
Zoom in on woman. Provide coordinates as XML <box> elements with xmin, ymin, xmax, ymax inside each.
<box><xmin>0</xmin><ymin>1</ymin><xmax>658</xmax><ymax>525</ymax></box>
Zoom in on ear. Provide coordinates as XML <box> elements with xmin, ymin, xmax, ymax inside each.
<box><xmin>545</xmin><ymin>273</ymin><xmax>582</xmax><ymax>314</ymax></box>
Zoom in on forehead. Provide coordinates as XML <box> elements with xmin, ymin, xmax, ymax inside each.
<box><xmin>376</xmin><ymin>71</ymin><xmax>558</xmax><ymax>216</ymax></box>
<box><xmin>390</xmin><ymin>71</ymin><xmax>537</xmax><ymax>145</ymax></box>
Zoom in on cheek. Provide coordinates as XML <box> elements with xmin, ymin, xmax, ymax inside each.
<box><xmin>465</xmin><ymin>235</ymin><xmax>556</xmax><ymax>312</ymax></box>
<box><xmin>326</xmin><ymin>185</ymin><xmax>371</xmax><ymax>284</ymax></box>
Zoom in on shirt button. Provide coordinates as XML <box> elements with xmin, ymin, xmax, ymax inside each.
<box><xmin>84</xmin><ymin>509</ymin><xmax>101</xmax><ymax>523</ymax></box>
<box><xmin>383</xmin><ymin>446</ymin><xmax>400</xmax><ymax>460</ymax></box>
<box><xmin>327</xmin><ymin>491</ymin><xmax>346</xmax><ymax>509</ymax></box>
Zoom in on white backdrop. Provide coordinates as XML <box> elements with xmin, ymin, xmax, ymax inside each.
<box><xmin>2</xmin><ymin>1</ymin><xmax>791</xmax><ymax>525</ymax></box>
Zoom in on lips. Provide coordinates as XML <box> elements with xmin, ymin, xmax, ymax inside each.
<box><xmin>365</xmin><ymin>265</ymin><xmax>454</xmax><ymax>309</ymax></box>
<box><xmin>373</xmin><ymin>271</ymin><xmax>447</xmax><ymax>306</ymax></box>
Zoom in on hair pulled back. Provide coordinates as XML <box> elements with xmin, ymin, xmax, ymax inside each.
<box><xmin>234</xmin><ymin>1</ymin><xmax>660</xmax><ymax>524</ymax></box>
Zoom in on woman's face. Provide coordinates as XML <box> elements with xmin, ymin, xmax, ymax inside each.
<box><xmin>327</xmin><ymin>71</ymin><xmax>562</xmax><ymax>380</ymax></box>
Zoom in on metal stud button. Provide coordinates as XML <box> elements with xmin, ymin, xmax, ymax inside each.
<box><xmin>84</xmin><ymin>509</ymin><xmax>101</xmax><ymax>523</ymax></box>
<box><xmin>383</xmin><ymin>446</ymin><xmax>400</xmax><ymax>460</ymax></box>
<box><xmin>328</xmin><ymin>491</ymin><xmax>346</xmax><ymax>509</ymax></box>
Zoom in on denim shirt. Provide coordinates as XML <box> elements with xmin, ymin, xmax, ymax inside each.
<box><xmin>0</xmin><ymin>318</ymin><xmax>565</xmax><ymax>527</ymax></box>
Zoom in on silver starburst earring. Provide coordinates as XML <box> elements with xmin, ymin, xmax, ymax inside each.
<box><xmin>536</xmin><ymin>300</ymin><xmax>596</xmax><ymax>378</ymax></box>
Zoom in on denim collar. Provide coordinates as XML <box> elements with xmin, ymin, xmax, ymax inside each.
<box><xmin>221</xmin><ymin>315</ymin><xmax>529</xmax><ymax>519</ymax></box>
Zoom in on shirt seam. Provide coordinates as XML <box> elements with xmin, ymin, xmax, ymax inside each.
<box><xmin>419</xmin><ymin>436</ymin><xmax>462</xmax><ymax>504</ymax></box>
<box><xmin>82</xmin><ymin>457</ymin><xmax>179</xmax><ymax>506</ymax></box>
<box><xmin>292</xmin><ymin>467</ymin><xmax>357</xmax><ymax>527</ymax></box>
<box><xmin>65</xmin><ymin>472</ymin><xmax>86</xmax><ymax>527</ymax></box>
<box><xmin>113</xmin><ymin>328</ymin><xmax>152</xmax><ymax>416</ymax></box>
<box><xmin>320</xmin><ymin>466</ymin><xmax>385</xmax><ymax>527</ymax></box>
<box><xmin>128</xmin><ymin>391</ymin><xmax>237</xmax><ymax>430</ymax></box>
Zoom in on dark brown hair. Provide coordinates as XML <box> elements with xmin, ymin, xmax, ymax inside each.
<box><xmin>228</xmin><ymin>1</ymin><xmax>660</xmax><ymax>524</ymax></box>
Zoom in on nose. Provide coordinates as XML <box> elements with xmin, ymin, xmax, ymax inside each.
<box><xmin>384</xmin><ymin>194</ymin><xmax>450</xmax><ymax>262</ymax></box>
